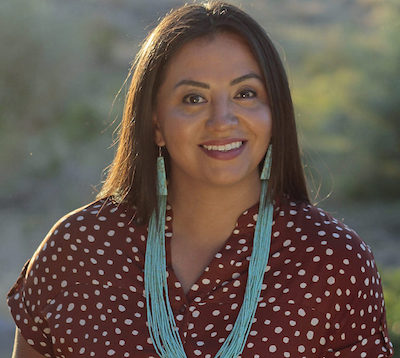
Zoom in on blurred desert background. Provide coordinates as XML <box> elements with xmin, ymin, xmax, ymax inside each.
<box><xmin>1</xmin><ymin>0</ymin><xmax>399</xmax><ymax>356</ymax></box>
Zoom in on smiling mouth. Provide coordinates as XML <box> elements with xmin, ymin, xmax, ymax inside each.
<box><xmin>201</xmin><ymin>141</ymin><xmax>244</xmax><ymax>152</ymax></box>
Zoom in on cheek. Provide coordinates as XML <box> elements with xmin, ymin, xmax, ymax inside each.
<box><xmin>249</xmin><ymin>107</ymin><xmax>272</xmax><ymax>139</ymax></box>
<box><xmin>262</xmin><ymin>107</ymin><xmax>272</xmax><ymax>132</ymax></box>
<box><xmin>161</xmin><ymin>117</ymin><xmax>195</xmax><ymax>152</ymax></box>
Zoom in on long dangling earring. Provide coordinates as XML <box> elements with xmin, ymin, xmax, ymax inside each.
<box><xmin>260</xmin><ymin>145</ymin><xmax>272</xmax><ymax>180</ymax></box>
<box><xmin>157</xmin><ymin>146</ymin><xmax>167</xmax><ymax>196</ymax></box>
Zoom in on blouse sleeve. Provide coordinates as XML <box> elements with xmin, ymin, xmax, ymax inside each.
<box><xmin>6</xmin><ymin>207</ymin><xmax>82</xmax><ymax>357</ymax></box>
<box><xmin>321</xmin><ymin>240</ymin><xmax>394</xmax><ymax>357</ymax></box>
<box><xmin>6</xmin><ymin>200</ymin><xmax>114</xmax><ymax>357</ymax></box>
<box><xmin>7</xmin><ymin>259</ymin><xmax>54</xmax><ymax>357</ymax></box>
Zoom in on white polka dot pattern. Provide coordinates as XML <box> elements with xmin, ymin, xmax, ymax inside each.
<box><xmin>7</xmin><ymin>198</ymin><xmax>394</xmax><ymax>357</ymax></box>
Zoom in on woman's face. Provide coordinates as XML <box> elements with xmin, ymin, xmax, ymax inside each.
<box><xmin>154</xmin><ymin>32</ymin><xmax>272</xmax><ymax>190</ymax></box>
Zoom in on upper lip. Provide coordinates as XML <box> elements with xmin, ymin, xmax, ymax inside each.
<box><xmin>199</xmin><ymin>138</ymin><xmax>246</xmax><ymax>146</ymax></box>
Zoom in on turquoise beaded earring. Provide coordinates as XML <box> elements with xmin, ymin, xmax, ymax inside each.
<box><xmin>260</xmin><ymin>145</ymin><xmax>272</xmax><ymax>180</ymax></box>
<box><xmin>157</xmin><ymin>146</ymin><xmax>167</xmax><ymax>196</ymax></box>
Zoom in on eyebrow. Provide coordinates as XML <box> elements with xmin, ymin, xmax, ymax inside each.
<box><xmin>174</xmin><ymin>79</ymin><xmax>210</xmax><ymax>89</ymax></box>
<box><xmin>173</xmin><ymin>72</ymin><xmax>263</xmax><ymax>90</ymax></box>
<box><xmin>230</xmin><ymin>73</ymin><xmax>263</xmax><ymax>86</ymax></box>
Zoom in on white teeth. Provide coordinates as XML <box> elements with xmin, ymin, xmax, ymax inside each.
<box><xmin>202</xmin><ymin>141</ymin><xmax>243</xmax><ymax>152</ymax></box>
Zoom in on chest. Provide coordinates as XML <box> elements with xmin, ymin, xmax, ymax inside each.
<box><xmin>46</xmin><ymin>275</ymin><xmax>328</xmax><ymax>358</ymax></box>
<box><xmin>170</xmin><ymin>236</ymin><xmax>223</xmax><ymax>294</ymax></box>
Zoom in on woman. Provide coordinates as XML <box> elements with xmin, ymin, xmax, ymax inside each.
<box><xmin>8</xmin><ymin>1</ymin><xmax>394</xmax><ymax>357</ymax></box>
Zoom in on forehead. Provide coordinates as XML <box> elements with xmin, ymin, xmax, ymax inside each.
<box><xmin>161</xmin><ymin>32</ymin><xmax>262</xmax><ymax>82</ymax></box>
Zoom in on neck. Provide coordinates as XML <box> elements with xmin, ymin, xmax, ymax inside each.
<box><xmin>168</xmin><ymin>175</ymin><xmax>261</xmax><ymax>246</ymax></box>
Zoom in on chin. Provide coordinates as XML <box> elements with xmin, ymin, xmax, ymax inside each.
<box><xmin>202</xmin><ymin>172</ymin><xmax>257</xmax><ymax>188</ymax></box>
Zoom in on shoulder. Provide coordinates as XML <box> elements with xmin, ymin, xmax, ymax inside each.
<box><xmin>274</xmin><ymin>200</ymin><xmax>393</xmax><ymax>355</ymax></box>
<box><xmin>7</xmin><ymin>199</ymin><xmax>148</xmax><ymax>356</ymax></box>
<box><xmin>274</xmin><ymin>199</ymin><xmax>382</xmax><ymax>300</ymax></box>
<box><xmin>276</xmin><ymin>199</ymin><xmax>374</xmax><ymax>260</ymax></box>
<box><xmin>273</xmin><ymin>199</ymin><xmax>388</xmax><ymax>326</ymax></box>
<box><xmin>34</xmin><ymin>198</ymin><xmax>139</xmax><ymax>246</ymax></box>
<box><xmin>21</xmin><ymin>198</ymin><xmax>147</xmax><ymax>307</ymax></box>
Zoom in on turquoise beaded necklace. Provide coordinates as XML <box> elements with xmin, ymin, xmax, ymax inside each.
<box><xmin>144</xmin><ymin>148</ymin><xmax>273</xmax><ymax>357</ymax></box>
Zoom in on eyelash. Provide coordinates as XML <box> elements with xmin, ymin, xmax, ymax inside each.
<box><xmin>182</xmin><ymin>94</ymin><xmax>206</xmax><ymax>104</ymax></box>
<box><xmin>182</xmin><ymin>89</ymin><xmax>257</xmax><ymax>105</ymax></box>
<box><xmin>235</xmin><ymin>89</ymin><xmax>257</xmax><ymax>99</ymax></box>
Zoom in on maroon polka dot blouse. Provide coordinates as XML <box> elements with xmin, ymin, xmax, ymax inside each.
<box><xmin>7</xmin><ymin>198</ymin><xmax>394</xmax><ymax>357</ymax></box>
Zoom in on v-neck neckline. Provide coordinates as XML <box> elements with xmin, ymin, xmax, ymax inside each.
<box><xmin>164</xmin><ymin>202</ymin><xmax>261</xmax><ymax>304</ymax></box>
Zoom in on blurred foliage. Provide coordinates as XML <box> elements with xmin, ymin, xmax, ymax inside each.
<box><xmin>0</xmin><ymin>0</ymin><xmax>126</xmax><ymax>196</ymax></box>
<box><xmin>284</xmin><ymin>0</ymin><xmax>400</xmax><ymax>202</ymax></box>
<box><xmin>382</xmin><ymin>268</ymin><xmax>400</xmax><ymax>356</ymax></box>
<box><xmin>1</xmin><ymin>0</ymin><xmax>398</xmax><ymax>203</ymax></box>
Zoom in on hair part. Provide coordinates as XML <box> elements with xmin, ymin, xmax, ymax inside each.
<box><xmin>97</xmin><ymin>1</ymin><xmax>309</xmax><ymax>222</ymax></box>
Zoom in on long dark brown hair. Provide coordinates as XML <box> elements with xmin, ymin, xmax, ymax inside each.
<box><xmin>97</xmin><ymin>1</ymin><xmax>309</xmax><ymax>222</ymax></box>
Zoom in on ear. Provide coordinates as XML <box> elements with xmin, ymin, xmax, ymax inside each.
<box><xmin>153</xmin><ymin>113</ymin><xmax>166</xmax><ymax>147</ymax></box>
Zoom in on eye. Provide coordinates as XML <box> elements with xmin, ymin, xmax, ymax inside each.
<box><xmin>182</xmin><ymin>94</ymin><xmax>207</xmax><ymax>104</ymax></box>
<box><xmin>235</xmin><ymin>89</ymin><xmax>257</xmax><ymax>99</ymax></box>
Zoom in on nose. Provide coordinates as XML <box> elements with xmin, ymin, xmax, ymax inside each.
<box><xmin>206</xmin><ymin>97</ymin><xmax>238</xmax><ymax>131</ymax></box>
